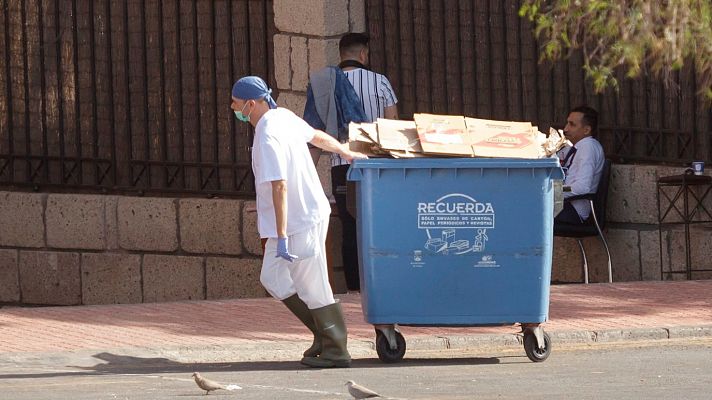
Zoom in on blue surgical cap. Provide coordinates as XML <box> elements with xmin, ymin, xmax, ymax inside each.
<box><xmin>231</xmin><ymin>76</ymin><xmax>277</xmax><ymax>109</ymax></box>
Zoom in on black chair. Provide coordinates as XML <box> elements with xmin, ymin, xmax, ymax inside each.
<box><xmin>554</xmin><ymin>159</ymin><xmax>612</xmax><ymax>283</ymax></box>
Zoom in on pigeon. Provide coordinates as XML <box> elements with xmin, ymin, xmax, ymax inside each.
<box><xmin>191</xmin><ymin>372</ymin><xmax>242</xmax><ymax>395</ymax></box>
<box><xmin>345</xmin><ymin>380</ymin><xmax>381</xmax><ymax>399</ymax></box>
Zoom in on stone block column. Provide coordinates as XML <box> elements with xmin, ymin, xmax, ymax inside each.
<box><xmin>272</xmin><ymin>0</ymin><xmax>366</xmax><ymax>114</ymax></box>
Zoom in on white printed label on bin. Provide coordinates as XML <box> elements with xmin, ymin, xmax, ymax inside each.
<box><xmin>416</xmin><ymin>193</ymin><xmax>498</xmax><ymax>266</ymax></box>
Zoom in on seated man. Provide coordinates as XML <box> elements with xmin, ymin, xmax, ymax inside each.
<box><xmin>555</xmin><ymin>106</ymin><xmax>605</xmax><ymax>225</ymax></box>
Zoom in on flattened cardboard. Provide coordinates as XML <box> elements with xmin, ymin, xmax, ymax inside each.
<box><xmin>348</xmin><ymin>122</ymin><xmax>380</xmax><ymax>156</ymax></box>
<box><xmin>357</xmin><ymin>122</ymin><xmax>379</xmax><ymax>143</ymax></box>
<box><xmin>465</xmin><ymin>117</ymin><xmax>542</xmax><ymax>159</ymax></box>
<box><xmin>414</xmin><ymin>113</ymin><xmax>474</xmax><ymax>156</ymax></box>
<box><xmin>386</xmin><ymin>149</ymin><xmax>429</xmax><ymax>158</ymax></box>
<box><xmin>347</xmin><ymin>115</ymin><xmax>561</xmax><ymax>160</ymax></box>
<box><xmin>349</xmin><ymin>122</ymin><xmax>376</xmax><ymax>143</ymax></box>
<box><xmin>375</xmin><ymin>119</ymin><xmax>423</xmax><ymax>154</ymax></box>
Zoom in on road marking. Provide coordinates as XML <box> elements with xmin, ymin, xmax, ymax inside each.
<box><xmin>0</xmin><ymin>380</ymin><xmax>146</xmax><ymax>388</ymax></box>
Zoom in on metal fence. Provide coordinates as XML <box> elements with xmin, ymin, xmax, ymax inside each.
<box><xmin>365</xmin><ymin>0</ymin><xmax>712</xmax><ymax>164</ymax></box>
<box><xmin>0</xmin><ymin>0</ymin><xmax>275</xmax><ymax>197</ymax></box>
<box><xmin>4</xmin><ymin>1</ymin><xmax>711</xmax><ymax>201</ymax></box>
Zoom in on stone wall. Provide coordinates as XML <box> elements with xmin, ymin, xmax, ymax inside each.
<box><xmin>0</xmin><ymin>191</ymin><xmax>349</xmax><ymax>305</ymax></box>
<box><xmin>0</xmin><ymin>193</ymin><xmax>269</xmax><ymax>305</ymax></box>
<box><xmin>2</xmin><ymin>164</ymin><xmax>709</xmax><ymax>305</ymax></box>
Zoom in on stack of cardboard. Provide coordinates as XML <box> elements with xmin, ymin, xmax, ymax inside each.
<box><xmin>348</xmin><ymin>113</ymin><xmax>569</xmax><ymax>159</ymax></box>
<box><xmin>348</xmin><ymin>119</ymin><xmax>425</xmax><ymax>158</ymax></box>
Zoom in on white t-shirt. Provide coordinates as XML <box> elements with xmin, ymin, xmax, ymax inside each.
<box><xmin>558</xmin><ymin>136</ymin><xmax>605</xmax><ymax>220</ymax></box>
<box><xmin>252</xmin><ymin>108</ymin><xmax>331</xmax><ymax>238</ymax></box>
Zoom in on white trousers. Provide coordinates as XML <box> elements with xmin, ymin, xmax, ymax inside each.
<box><xmin>260</xmin><ymin>218</ymin><xmax>335</xmax><ymax>309</ymax></box>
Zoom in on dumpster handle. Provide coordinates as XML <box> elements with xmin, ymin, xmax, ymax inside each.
<box><xmin>549</xmin><ymin>166</ymin><xmax>565</xmax><ymax>180</ymax></box>
<box><xmin>346</xmin><ymin>165</ymin><xmax>363</xmax><ymax>181</ymax></box>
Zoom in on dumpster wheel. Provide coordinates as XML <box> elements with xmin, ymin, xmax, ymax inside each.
<box><xmin>523</xmin><ymin>330</ymin><xmax>551</xmax><ymax>362</ymax></box>
<box><xmin>375</xmin><ymin>329</ymin><xmax>406</xmax><ymax>363</ymax></box>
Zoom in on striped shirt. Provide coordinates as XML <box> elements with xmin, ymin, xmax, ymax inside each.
<box><xmin>331</xmin><ymin>68</ymin><xmax>398</xmax><ymax>166</ymax></box>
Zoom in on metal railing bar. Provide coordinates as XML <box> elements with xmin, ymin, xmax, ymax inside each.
<box><xmin>21</xmin><ymin>0</ymin><xmax>31</xmax><ymax>182</ymax></box>
<box><xmin>210</xmin><ymin>0</ymin><xmax>220</xmax><ymax>191</ymax></box>
<box><xmin>71</xmin><ymin>0</ymin><xmax>82</xmax><ymax>184</ymax></box>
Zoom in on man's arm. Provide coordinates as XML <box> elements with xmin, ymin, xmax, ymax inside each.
<box><xmin>271</xmin><ymin>179</ymin><xmax>298</xmax><ymax>262</ymax></box>
<box><xmin>309</xmin><ymin>130</ymin><xmax>368</xmax><ymax>162</ymax></box>
<box><xmin>381</xmin><ymin>75</ymin><xmax>399</xmax><ymax>119</ymax></box>
<box><xmin>271</xmin><ymin>180</ymin><xmax>288</xmax><ymax>238</ymax></box>
<box><xmin>563</xmin><ymin>170</ymin><xmax>595</xmax><ymax>197</ymax></box>
<box><xmin>384</xmin><ymin>104</ymin><xmax>399</xmax><ymax>120</ymax></box>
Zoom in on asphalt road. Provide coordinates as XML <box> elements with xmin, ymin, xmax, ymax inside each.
<box><xmin>1</xmin><ymin>338</ymin><xmax>711</xmax><ymax>399</ymax></box>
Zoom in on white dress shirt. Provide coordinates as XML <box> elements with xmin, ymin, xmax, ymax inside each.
<box><xmin>558</xmin><ymin>136</ymin><xmax>605</xmax><ymax>220</ymax></box>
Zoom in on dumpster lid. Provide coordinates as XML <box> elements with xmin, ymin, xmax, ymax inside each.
<box><xmin>348</xmin><ymin>157</ymin><xmax>564</xmax><ymax>180</ymax></box>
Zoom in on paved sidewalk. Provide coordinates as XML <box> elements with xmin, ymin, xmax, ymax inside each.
<box><xmin>0</xmin><ymin>281</ymin><xmax>711</xmax><ymax>362</ymax></box>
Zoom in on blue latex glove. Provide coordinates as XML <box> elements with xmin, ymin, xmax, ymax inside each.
<box><xmin>276</xmin><ymin>237</ymin><xmax>298</xmax><ymax>262</ymax></box>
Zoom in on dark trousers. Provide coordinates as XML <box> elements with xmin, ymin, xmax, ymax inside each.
<box><xmin>554</xmin><ymin>202</ymin><xmax>584</xmax><ymax>225</ymax></box>
<box><xmin>331</xmin><ymin>164</ymin><xmax>360</xmax><ymax>291</ymax></box>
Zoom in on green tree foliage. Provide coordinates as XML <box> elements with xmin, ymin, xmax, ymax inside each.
<box><xmin>520</xmin><ymin>0</ymin><xmax>712</xmax><ymax>101</ymax></box>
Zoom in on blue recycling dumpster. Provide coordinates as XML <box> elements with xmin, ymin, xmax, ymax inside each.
<box><xmin>347</xmin><ymin>157</ymin><xmax>564</xmax><ymax>362</ymax></box>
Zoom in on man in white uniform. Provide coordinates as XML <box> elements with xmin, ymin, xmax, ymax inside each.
<box><xmin>231</xmin><ymin>76</ymin><xmax>366</xmax><ymax>368</ymax></box>
<box><xmin>555</xmin><ymin>106</ymin><xmax>605</xmax><ymax>225</ymax></box>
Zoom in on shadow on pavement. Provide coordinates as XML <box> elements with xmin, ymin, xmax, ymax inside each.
<box><xmin>0</xmin><ymin>351</ymin><xmax>503</xmax><ymax>380</ymax></box>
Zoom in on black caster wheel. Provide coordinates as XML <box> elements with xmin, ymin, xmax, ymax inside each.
<box><xmin>375</xmin><ymin>329</ymin><xmax>406</xmax><ymax>363</ymax></box>
<box><xmin>523</xmin><ymin>330</ymin><xmax>551</xmax><ymax>362</ymax></box>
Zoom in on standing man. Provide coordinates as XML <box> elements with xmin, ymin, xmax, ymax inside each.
<box><xmin>335</xmin><ymin>32</ymin><xmax>399</xmax><ymax>292</ymax></box>
<box><xmin>231</xmin><ymin>76</ymin><xmax>366</xmax><ymax>368</ymax></box>
<box><xmin>555</xmin><ymin>105</ymin><xmax>605</xmax><ymax>225</ymax></box>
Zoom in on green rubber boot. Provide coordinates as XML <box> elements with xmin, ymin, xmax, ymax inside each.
<box><xmin>300</xmin><ymin>302</ymin><xmax>352</xmax><ymax>368</ymax></box>
<box><xmin>282</xmin><ymin>294</ymin><xmax>322</xmax><ymax>357</ymax></box>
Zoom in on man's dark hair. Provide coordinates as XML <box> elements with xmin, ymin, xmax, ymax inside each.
<box><xmin>339</xmin><ymin>32</ymin><xmax>369</xmax><ymax>56</ymax></box>
<box><xmin>570</xmin><ymin>105</ymin><xmax>598</xmax><ymax>134</ymax></box>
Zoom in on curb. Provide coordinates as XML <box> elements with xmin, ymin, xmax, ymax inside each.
<box><xmin>1</xmin><ymin>326</ymin><xmax>710</xmax><ymax>369</ymax></box>
<box><xmin>400</xmin><ymin>325</ymin><xmax>712</xmax><ymax>352</ymax></box>
<box><xmin>159</xmin><ymin>325</ymin><xmax>712</xmax><ymax>362</ymax></box>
